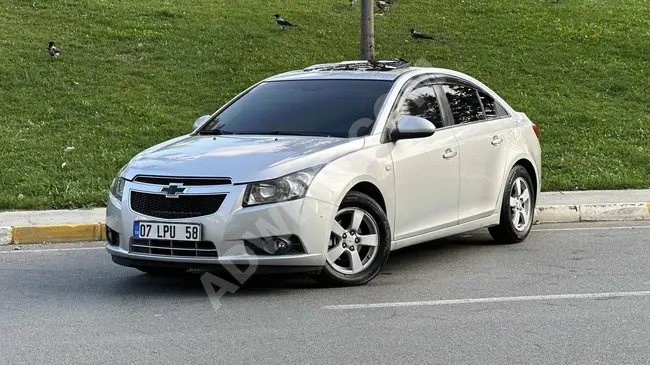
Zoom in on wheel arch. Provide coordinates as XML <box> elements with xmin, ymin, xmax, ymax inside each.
<box><xmin>347</xmin><ymin>181</ymin><xmax>387</xmax><ymax>213</ymax></box>
<box><xmin>306</xmin><ymin>142</ymin><xmax>396</xmax><ymax>239</ymax></box>
<box><xmin>313</xmin><ymin>175</ymin><xmax>394</xmax><ymax>241</ymax></box>
<box><xmin>494</xmin><ymin>154</ymin><xmax>541</xmax><ymax>216</ymax></box>
<box><xmin>513</xmin><ymin>158</ymin><xmax>539</xmax><ymax>200</ymax></box>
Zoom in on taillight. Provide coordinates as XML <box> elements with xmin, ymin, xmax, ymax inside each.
<box><xmin>532</xmin><ymin>123</ymin><xmax>540</xmax><ymax>138</ymax></box>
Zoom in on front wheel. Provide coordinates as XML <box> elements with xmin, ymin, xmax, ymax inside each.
<box><xmin>488</xmin><ymin>165</ymin><xmax>535</xmax><ymax>244</ymax></box>
<box><xmin>313</xmin><ymin>191</ymin><xmax>391</xmax><ymax>287</ymax></box>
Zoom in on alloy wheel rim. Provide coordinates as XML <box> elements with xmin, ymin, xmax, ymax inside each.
<box><xmin>509</xmin><ymin>177</ymin><xmax>532</xmax><ymax>232</ymax></box>
<box><xmin>327</xmin><ymin>207</ymin><xmax>380</xmax><ymax>275</ymax></box>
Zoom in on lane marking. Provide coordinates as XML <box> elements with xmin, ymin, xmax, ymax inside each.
<box><xmin>323</xmin><ymin>291</ymin><xmax>650</xmax><ymax>310</ymax></box>
<box><xmin>0</xmin><ymin>247</ymin><xmax>104</xmax><ymax>254</ymax></box>
<box><xmin>534</xmin><ymin>225</ymin><xmax>650</xmax><ymax>232</ymax></box>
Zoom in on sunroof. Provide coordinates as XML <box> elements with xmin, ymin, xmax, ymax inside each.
<box><xmin>303</xmin><ymin>58</ymin><xmax>410</xmax><ymax>72</ymax></box>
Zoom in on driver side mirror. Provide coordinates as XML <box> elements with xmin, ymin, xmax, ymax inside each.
<box><xmin>192</xmin><ymin>115</ymin><xmax>211</xmax><ymax>132</ymax></box>
<box><xmin>391</xmin><ymin>115</ymin><xmax>436</xmax><ymax>142</ymax></box>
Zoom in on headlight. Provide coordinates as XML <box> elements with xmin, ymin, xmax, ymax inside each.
<box><xmin>110</xmin><ymin>177</ymin><xmax>126</xmax><ymax>201</ymax></box>
<box><xmin>109</xmin><ymin>165</ymin><xmax>128</xmax><ymax>201</ymax></box>
<box><xmin>244</xmin><ymin>166</ymin><xmax>323</xmax><ymax>207</ymax></box>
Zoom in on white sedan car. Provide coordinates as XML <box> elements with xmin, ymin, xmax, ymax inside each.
<box><xmin>106</xmin><ymin>59</ymin><xmax>541</xmax><ymax>286</ymax></box>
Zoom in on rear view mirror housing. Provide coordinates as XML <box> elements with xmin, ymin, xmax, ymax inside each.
<box><xmin>192</xmin><ymin>115</ymin><xmax>211</xmax><ymax>132</ymax></box>
<box><xmin>391</xmin><ymin>115</ymin><xmax>436</xmax><ymax>142</ymax></box>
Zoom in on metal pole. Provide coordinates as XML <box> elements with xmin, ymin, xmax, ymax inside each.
<box><xmin>360</xmin><ymin>0</ymin><xmax>374</xmax><ymax>60</ymax></box>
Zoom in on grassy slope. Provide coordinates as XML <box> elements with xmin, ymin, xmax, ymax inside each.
<box><xmin>1</xmin><ymin>0</ymin><xmax>649</xmax><ymax>209</ymax></box>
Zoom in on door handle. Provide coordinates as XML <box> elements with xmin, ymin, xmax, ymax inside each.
<box><xmin>491</xmin><ymin>135</ymin><xmax>503</xmax><ymax>146</ymax></box>
<box><xmin>442</xmin><ymin>148</ymin><xmax>457</xmax><ymax>160</ymax></box>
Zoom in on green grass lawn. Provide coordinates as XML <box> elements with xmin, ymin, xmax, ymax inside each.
<box><xmin>1</xmin><ymin>0</ymin><xmax>649</xmax><ymax>209</ymax></box>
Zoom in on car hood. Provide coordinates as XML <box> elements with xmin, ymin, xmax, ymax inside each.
<box><xmin>123</xmin><ymin>135</ymin><xmax>364</xmax><ymax>183</ymax></box>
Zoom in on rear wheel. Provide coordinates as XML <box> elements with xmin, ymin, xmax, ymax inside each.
<box><xmin>313</xmin><ymin>191</ymin><xmax>391</xmax><ymax>287</ymax></box>
<box><xmin>135</xmin><ymin>266</ymin><xmax>188</xmax><ymax>276</ymax></box>
<box><xmin>488</xmin><ymin>165</ymin><xmax>535</xmax><ymax>244</ymax></box>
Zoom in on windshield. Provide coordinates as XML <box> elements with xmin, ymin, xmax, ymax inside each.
<box><xmin>198</xmin><ymin>79</ymin><xmax>394</xmax><ymax>138</ymax></box>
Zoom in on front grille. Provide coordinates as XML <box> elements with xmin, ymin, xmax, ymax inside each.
<box><xmin>130</xmin><ymin>191</ymin><xmax>226</xmax><ymax>219</ymax></box>
<box><xmin>133</xmin><ymin>176</ymin><xmax>231</xmax><ymax>186</ymax></box>
<box><xmin>130</xmin><ymin>238</ymin><xmax>218</xmax><ymax>257</ymax></box>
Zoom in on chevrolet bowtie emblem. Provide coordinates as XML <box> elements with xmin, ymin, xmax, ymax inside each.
<box><xmin>160</xmin><ymin>184</ymin><xmax>186</xmax><ymax>198</ymax></box>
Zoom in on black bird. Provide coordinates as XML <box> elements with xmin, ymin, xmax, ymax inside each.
<box><xmin>410</xmin><ymin>29</ymin><xmax>436</xmax><ymax>41</ymax></box>
<box><xmin>376</xmin><ymin>1</ymin><xmax>393</xmax><ymax>13</ymax></box>
<box><xmin>274</xmin><ymin>14</ymin><xmax>295</xmax><ymax>30</ymax></box>
<box><xmin>349</xmin><ymin>0</ymin><xmax>358</xmax><ymax>6</ymax></box>
<box><xmin>48</xmin><ymin>41</ymin><xmax>62</xmax><ymax>58</ymax></box>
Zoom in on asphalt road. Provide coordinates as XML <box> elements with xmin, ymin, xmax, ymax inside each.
<box><xmin>1</xmin><ymin>222</ymin><xmax>649</xmax><ymax>364</ymax></box>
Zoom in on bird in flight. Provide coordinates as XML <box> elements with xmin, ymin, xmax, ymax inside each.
<box><xmin>376</xmin><ymin>1</ymin><xmax>393</xmax><ymax>13</ymax></box>
<box><xmin>274</xmin><ymin>14</ymin><xmax>295</xmax><ymax>30</ymax></box>
<box><xmin>410</xmin><ymin>29</ymin><xmax>437</xmax><ymax>41</ymax></box>
<box><xmin>48</xmin><ymin>41</ymin><xmax>62</xmax><ymax>58</ymax></box>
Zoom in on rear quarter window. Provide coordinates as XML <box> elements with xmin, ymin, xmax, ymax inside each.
<box><xmin>478</xmin><ymin>90</ymin><xmax>509</xmax><ymax>119</ymax></box>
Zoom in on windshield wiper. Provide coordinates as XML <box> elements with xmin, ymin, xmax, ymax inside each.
<box><xmin>202</xmin><ymin>130</ymin><xmax>332</xmax><ymax>137</ymax></box>
<box><xmin>268</xmin><ymin>130</ymin><xmax>331</xmax><ymax>137</ymax></box>
<box><xmin>198</xmin><ymin>129</ymin><xmax>236</xmax><ymax>136</ymax></box>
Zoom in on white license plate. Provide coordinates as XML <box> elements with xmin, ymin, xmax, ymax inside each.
<box><xmin>133</xmin><ymin>222</ymin><xmax>202</xmax><ymax>241</ymax></box>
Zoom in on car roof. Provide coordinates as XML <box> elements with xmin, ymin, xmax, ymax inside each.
<box><xmin>263</xmin><ymin>62</ymin><xmax>477</xmax><ymax>83</ymax></box>
<box><xmin>265</xmin><ymin>68</ymin><xmax>412</xmax><ymax>82</ymax></box>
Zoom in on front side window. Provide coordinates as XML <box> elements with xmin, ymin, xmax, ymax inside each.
<box><xmin>400</xmin><ymin>84</ymin><xmax>443</xmax><ymax>128</ymax></box>
<box><xmin>442</xmin><ymin>84</ymin><xmax>484</xmax><ymax>124</ymax></box>
<box><xmin>198</xmin><ymin>80</ymin><xmax>394</xmax><ymax>138</ymax></box>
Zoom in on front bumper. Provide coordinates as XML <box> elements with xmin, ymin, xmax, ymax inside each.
<box><xmin>106</xmin><ymin>180</ymin><xmax>336</xmax><ymax>271</ymax></box>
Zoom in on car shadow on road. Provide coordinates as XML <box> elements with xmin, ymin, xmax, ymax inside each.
<box><xmin>111</xmin><ymin>228</ymin><xmax>506</xmax><ymax>296</ymax></box>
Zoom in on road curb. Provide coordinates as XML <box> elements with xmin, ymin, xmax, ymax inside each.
<box><xmin>534</xmin><ymin>205</ymin><xmax>580</xmax><ymax>223</ymax></box>
<box><xmin>1</xmin><ymin>223</ymin><xmax>106</xmax><ymax>245</ymax></box>
<box><xmin>0</xmin><ymin>203</ymin><xmax>648</xmax><ymax>245</ymax></box>
<box><xmin>0</xmin><ymin>227</ymin><xmax>11</xmax><ymax>245</ymax></box>
<box><xmin>534</xmin><ymin>202</ymin><xmax>650</xmax><ymax>224</ymax></box>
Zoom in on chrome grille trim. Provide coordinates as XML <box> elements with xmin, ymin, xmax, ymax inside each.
<box><xmin>133</xmin><ymin>176</ymin><xmax>232</xmax><ymax>186</ymax></box>
<box><xmin>130</xmin><ymin>239</ymin><xmax>218</xmax><ymax>257</ymax></box>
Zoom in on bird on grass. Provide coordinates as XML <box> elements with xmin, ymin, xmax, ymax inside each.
<box><xmin>274</xmin><ymin>14</ymin><xmax>295</xmax><ymax>30</ymax></box>
<box><xmin>48</xmin><ymin>41</ymin><xmax>62</xmax><ymax>58</ymax></box>
<box><xmin>350</xmin><ymin>0</ymin><xmax>358</xmax><ymax>6</ymax></box>
<box><xmin>376</xmin><ymin>1</ymin><xmax>393</xmax><ymax>13</ymax></box>
<box><xmin>410</xmin><ymin>29</ymin><xmax>437</xmax><ymax>41</ymax></box>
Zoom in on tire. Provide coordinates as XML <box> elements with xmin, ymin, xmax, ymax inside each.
<box><xmin>135</xmin><ymin>266</ymin><xmax>188</xmax><ymax>276</ymax></box>
<box><xmin>313</xmin><ymin>191</ymin><xmax>391</xmax><ymax>287</ymax></box>
<box><xmin>488</xmin><ymin>165</ymin><xmax>536</xmax><ymax>244</ymax></box>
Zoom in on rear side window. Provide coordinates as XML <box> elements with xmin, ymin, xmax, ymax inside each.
<box><xmin>400</xmin><ymin>84</ymin><xmax>444</xmax><ymax>128</ymax></box>
<box><xmin>441</xmin><ymin>84</ymin><xmax>484</xmax><ymax>124</ymax></box>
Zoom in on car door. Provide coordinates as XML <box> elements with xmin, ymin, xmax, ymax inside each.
<box><xmin>389</xmin><ymin>78</ymin><xmax>460</xmax><ymax>240</ymax></box>
<box><xmin>436</xmin><ymin>80</ymin><xmax>510</xmax><ymax>224</ymax></box>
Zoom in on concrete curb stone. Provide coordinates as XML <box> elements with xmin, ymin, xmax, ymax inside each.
<box><xmin>0</xmin><ymin>227</ymin><xmax>10</xmax><ymax>245</ymax></box>
<box><xmin>535</xmin><ymin>203</ymin><xmax>650</xmax><ymax>224</ymax></box>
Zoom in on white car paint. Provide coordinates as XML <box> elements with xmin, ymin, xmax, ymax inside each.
<box><xmin>105</xmin><ymin>62</ymin><xmax>541</xmax><ymax>277</ymax></box>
